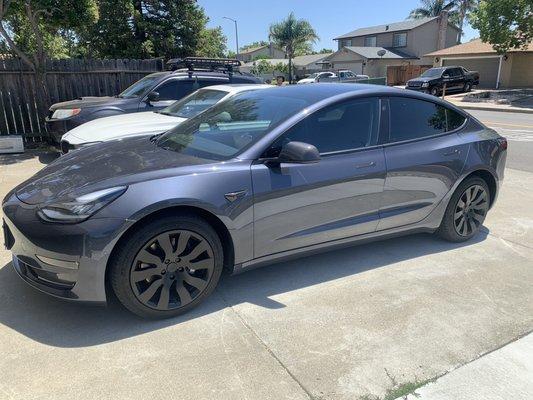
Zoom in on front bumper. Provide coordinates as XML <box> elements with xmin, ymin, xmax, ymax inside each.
<box><xmin>405</xmin><ymin>86</ymin><xmax>429</xmax><ymax>93</ymax></box>
<box><xmin>2</xmin><ymin>194</ymin><xmax>131</xmax><ymax>304</ymax></box>
<box><xmin>45</xmin><ymin>117</ymin><xmax>83</xmax><ymax>144</ymax></box>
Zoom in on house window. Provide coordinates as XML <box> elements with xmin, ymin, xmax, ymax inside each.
<box><xmin>393</xmin><ymin>32</ymin><xmax>407</xmax><ymax>47</ymax></box>
<box><xmin>340</xmin><ymin>39</ymin><xmax>351</xmax><ymax>48</ymax></box>
<box><xmin>364</xmin><ymin>36</ymin><xmax>377</xmax><ymax>47</ymax></box>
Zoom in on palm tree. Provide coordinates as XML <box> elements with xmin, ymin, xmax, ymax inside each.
<box><xmin>409</xmin><ymin>0</ymin><xmax>457</xmax><ymax>19</ymax></box>
<box><xmin>269</xmin><ymin>12</ymin><xmax>319</xmax><ymax>83</ymax></box>
<box><xmin>454</xmin><ymin>0</ymin><xmax>478</xmax><ymax>43</ymax></box>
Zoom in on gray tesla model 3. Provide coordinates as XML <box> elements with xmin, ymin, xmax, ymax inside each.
<box><xmin>2</xmin><ymin>84</ymin><xmax>507</xmax><ymax>318</ymax></box>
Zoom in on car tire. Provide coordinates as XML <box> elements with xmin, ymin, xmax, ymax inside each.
<box><xmin>110</xmin><ymin>214</ymin><xmax>224</xmax><ymax>319</ymax></box>
<box><xmin>437</xmin><ymin>177</ymin><xmax>490</xmax><ymax>242</ymax></box>
<box><xmin>463</xmin><ymin>82</ymin><xmax>472</xmax><ymax>92</ymax></box>
<box><xmin>430</xmin><ymin>86</ymin><xmax>439</xmax><ymax>96</ymax></box>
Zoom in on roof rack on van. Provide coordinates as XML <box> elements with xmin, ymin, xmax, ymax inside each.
<box><xmin>166</xmin><ymin>57</ymin><xmax>242</xmax><ymax>77</ymax></box>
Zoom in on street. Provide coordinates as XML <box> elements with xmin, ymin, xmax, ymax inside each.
<box><xmin>468</xmin><ymin>110</ymin><xmax>533</xmax><ymax>173</ymax></box>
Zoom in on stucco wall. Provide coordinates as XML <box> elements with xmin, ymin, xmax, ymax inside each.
<box><xmin>508</xmin><ymin>53</ymin><xmax>533</xmax><ymax>87</ymax></box>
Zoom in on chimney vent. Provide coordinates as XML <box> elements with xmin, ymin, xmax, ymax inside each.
<box><xmin>385</xmin><ymin>25</ymin><xmax>389</xmax><ymax>31</ymax></box>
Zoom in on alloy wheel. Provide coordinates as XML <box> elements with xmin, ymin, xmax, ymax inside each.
<box><xmin>453</xmin><ymin>184</ymin><xmax>488</xmax><ymax>237</ymax></box>
<box><xmin>130</xmin><ymin>230</ymin><xmax>215</xmax><ymax>310</ymax></box>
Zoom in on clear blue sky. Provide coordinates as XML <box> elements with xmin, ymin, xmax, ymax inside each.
<box><xmin>199</xmin><ymin>0</ymin><xmax>478</xmax><ymax>53</ymax></box>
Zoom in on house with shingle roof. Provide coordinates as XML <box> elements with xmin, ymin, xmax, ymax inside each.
<box><xmin>426</xmin><ymin>38</ymin><xmax>533</xmax><ymax>88</ymax></box>
<box><xmin>325</xmin><ymin>15</ymin><xmax>460</xmax><ymax>80</ymax></box>
<box><xmin>236</xmin><ymin>43</ymin><xmax>285</xmax><ymax>62</ymax></box>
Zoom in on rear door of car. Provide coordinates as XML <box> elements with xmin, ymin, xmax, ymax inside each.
<box><xmin>377</xmin><ymin>96</ymin><xmax>469</xmax><ymax>231</ymax></box>
<box><xmin>251</xmin><ymin>97</ymin><xmax>387</xmax><ymax>258</ymax></box>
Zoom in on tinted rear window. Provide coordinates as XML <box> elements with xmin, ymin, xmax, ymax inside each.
<box><xmin>389</xmin><ymin>97</ymin><xmax>466</xmax><ymax>142</ymax></box>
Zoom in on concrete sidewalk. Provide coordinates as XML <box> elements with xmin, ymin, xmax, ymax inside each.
<box><xmin>1</xmin><ymin>152</ymin><xmax>532</xmax><ymax>400</ymax></box>
<box><xmin>400</xmin><ymin>333</ymin><xmax>533</xmax><ymax>400</ymax></box>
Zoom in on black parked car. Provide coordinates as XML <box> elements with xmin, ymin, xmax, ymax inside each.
<box><xmin>45</xmin><ymin>58</ymin><xmax>262</xmax><ymax>143</ymax></box>
<box><xmin>406</xmin><ymin>66</ymin><xmax>480</xmax><ymax>96</ymax></box>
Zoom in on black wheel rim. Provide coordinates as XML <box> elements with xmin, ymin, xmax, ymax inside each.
<box><xmin>453</xmin><ymin>184</ymin><xmax>488</xmax><ymax>237</ymax></box>
<box><xmin>130</xmin><ymin>230</ymin><xmax>214</xmax><ymax>311</ymax></box>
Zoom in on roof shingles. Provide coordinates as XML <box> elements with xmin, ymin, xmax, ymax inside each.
<box><xmin>335</xmin><ymin>17</ymin><xmax>438</xmax><ymax>40</ymax></box>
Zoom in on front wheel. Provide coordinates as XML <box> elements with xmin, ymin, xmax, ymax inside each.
<box><xmin>110</xmin><ymin>214</ymin><xmax>224</xmax><ymax>318</ymax></box>
<box><xmin>430</xmin><ymin>86</ymin><xmax>439</xmax><ymax>96</ymax></box>
<box><xmin>463</xmin><ymin>82</ymin><xmax>472</xmax><ymax>92</ymax></box>
<box><xmin>438</xmin><ymin>177</ymin><xmax>490</xmax><ymax>242</ymax></box>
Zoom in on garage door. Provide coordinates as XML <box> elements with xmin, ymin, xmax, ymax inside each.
<box><xmin>443</xmin><ymin>58</ymin><xmax>499</xmax><ymax>88</ymax></box>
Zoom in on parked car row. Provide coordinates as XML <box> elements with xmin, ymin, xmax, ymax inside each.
<box><xmin>297</xmin><ymin>70</ymin><xmax>370</xmax><ymax>84</ymax></box>
<box><xmin>45</xmin><ymin>57</ymin><xmax>262</xmax><ymax>143</ymax></box>
<box><xmin>3</xmin><ymin>59</ymin><xmax>505</xmax><ymax>319</ymax></box>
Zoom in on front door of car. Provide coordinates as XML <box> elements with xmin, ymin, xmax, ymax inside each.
<box><xmin>377</xmin><ymin>96</ymin><xmax>469</xmax><ymax>231</ymax></box>
<box><xmin>251</xmin><ymin>97</ymin><xmax>386</xmax><ymax>258</ymax></box>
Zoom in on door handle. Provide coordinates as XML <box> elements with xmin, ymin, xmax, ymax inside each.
<box><xmin>443</xmin><ymin>149</ymin><xmax>460</xmax><ymax>156</ymax></box>
<box><xmin>354</xmin><ymin>161</ymin><xmax>376</xmax><ymax>169</ymax></box>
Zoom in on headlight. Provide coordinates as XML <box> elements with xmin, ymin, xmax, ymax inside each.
<box><xmin>421</xmin><ymin>82</ymin><xmax>429</xmax><ymax>88</ymax></box>
<box><xmin>37</xmin><ymin>186</ymin><xmax>127</xmax><ymax>223</ymax></box>
<box><xmin>51</xmin><ymin>108</ymin><xmax>81</xmax><ymax>120</ymax></box>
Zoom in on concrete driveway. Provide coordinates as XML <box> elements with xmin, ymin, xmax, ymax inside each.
<box><xmin>0</xmin><ymin>151</ymin><xmax>532</xmax><ymax>400</ymax></box>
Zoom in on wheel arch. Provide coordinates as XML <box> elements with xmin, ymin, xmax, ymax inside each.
<box><xmin>459</xmin><ymin>168</ymin><xmax>498</xmax><ymax>207</ymax></box>
<box><xmin>105</xmin><ymin>205</ymin><xmax>236</xmax><ymax>292</ymax></box>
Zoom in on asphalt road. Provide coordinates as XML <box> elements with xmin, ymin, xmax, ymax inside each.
<box><xmin>467</xmin><ymin>109</ymin><xmax>533</xmax><ymax>173</ymax></box>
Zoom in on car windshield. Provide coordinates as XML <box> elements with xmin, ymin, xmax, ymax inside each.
<box><xmin>158</xmin><ymin>89</ymin><xmax>228</xmax><ymax>118</ymax></box>
<box><xmin>420</xmin><ymin>68</ymin><xmax>444</xmax><ymax>78</ymax></box>
<box><xmin>308</xmin><ymin>73</ymin><xmax>319</xmax><ymax>79</ymax></box>
<box><xmin>156</xmin><ymin>90</ymin><xmax>310</xmax><ymax>160</ymax></box>
<box><xmin>119</xmin><ymin>74</ymin><xmax>163</xmax><ymax>98</ymax></box>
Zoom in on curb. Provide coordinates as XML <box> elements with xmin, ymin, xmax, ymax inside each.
<box><xmin>448</xmin><ymin>102</ymin><xmax>533</xmax><ymax>114</ymax></box>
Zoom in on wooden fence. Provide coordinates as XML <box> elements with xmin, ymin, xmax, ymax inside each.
<box><xmin>386</xmin><ymin>64</ymin><xmax>432</xmax><ymax>86</ymax></box>
<box><xmin>0</xmin><ymin>58</ymin><xmax>164</xmax><ymax>141</ymax></box>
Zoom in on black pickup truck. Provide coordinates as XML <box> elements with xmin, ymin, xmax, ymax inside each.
<box><xmin>406</xmin><ymin>66</ymin><xmax>479</xmax><ymax>96</ymax></box>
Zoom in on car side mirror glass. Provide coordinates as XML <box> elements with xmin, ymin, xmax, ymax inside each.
<box><xmin>277</xmin><ymin>141</ymin><xmax>320</xmax><ymax>164</ymax></box>
<box><xmin>147</xmin><ymin>91</ymin><xmax>160</xmax><ymax>103</ymax></box>
<box><xmin>442</xmin><ymin>74</ymin><xmax>450</xmax><ymax>79</ymax></box>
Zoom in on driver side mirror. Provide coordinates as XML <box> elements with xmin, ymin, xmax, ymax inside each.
<box><xmin>146</xmin><ymin>91</ymin><xmax>160</xmax><ymax>103</ymax></box>
<box><xmin>269</xmin><ymin>141</ymin><xmax>320</xmax><ymax>165</ymax></box>
<box><xmin>442</xmin><ymin>74</ymin><xmax>450</xmax><ymax>79</ymax></box>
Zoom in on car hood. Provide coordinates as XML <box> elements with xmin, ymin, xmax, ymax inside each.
<box><xmin>408</xmin><ymin>77</ymin><xmax>436</xmax><ymax>84</ymax></box>
<box><xmin>63</xmin><ymin>111</ymin><xmax>185</xmax><ymax>144</ymax></box>
<box><xmin>15</xmin><ymin>136</ymin><xmax>217</xmax><ymax>205</ymax></box>
<box><xmin>49</xmin><ymin>96</ymin><xmax>126</xmax><ymax>111</ymax></box>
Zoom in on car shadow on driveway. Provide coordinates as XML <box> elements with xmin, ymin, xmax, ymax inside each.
<box><xmin>0</xmin><ymin>230</ymin><xmax>488</xmax><ymax>348</ymax></box>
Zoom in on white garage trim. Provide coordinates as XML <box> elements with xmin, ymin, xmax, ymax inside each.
<box><xmin>439</xmin><ymin>55</ymin><xmax>503</xmax><ymax>88</ymax></box>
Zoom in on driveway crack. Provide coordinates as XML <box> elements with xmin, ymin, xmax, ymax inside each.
<box><xmin>216</xmin><ymin>289</ymin><xmax>315</xmax><ymax>400</ymax></box>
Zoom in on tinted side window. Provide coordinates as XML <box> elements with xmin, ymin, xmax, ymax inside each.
<box><xmin>270</xmin><ymin>98</ymin><xmax>379</xmax><ymax>154</ymax></box>
<box><xmin>389</xmin><ymin>97</ymin><xmax>446</xmax><ymax>141</ymax></box>
<box><xmin>446</xmin><ymin>108</ymin><xmax>467</xmax><ymax>131</ymax></box>
<box><xmin>155</xmin><ymin>80</ymin><xmax>193</xmax><ymax>100</ymax></box>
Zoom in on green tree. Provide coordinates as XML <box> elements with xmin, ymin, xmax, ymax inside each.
<box><xmin>269</xmin><ymin>12</ymin><xmax>318</xmax><ymax>83</ymax></box>
<box><xmin>0</xmin><ymin>0</ymin><xmax>98</xmax><ymax>107</ymax></box>
<box><xmin>408</xmin><ymin>0</ymin><xmax>457</xmax><ymax>19</ymax></box>
<box><xmin>470</xmin><ymin>0</ymin><xmax>532</xmax><ymax>53</ymax></box>
<box><xmin>196</xmin><ymin>26</ymin><xmax>227</xmax><ymax>58</ymax></box>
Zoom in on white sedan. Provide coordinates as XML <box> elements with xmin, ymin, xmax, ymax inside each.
<box><xmin>60</xmin><ymin>84</ymin><xmax>269</xmax><ymax>154</ymax></box>
<box><xmin>297</xmin><ymin>72</ymin><xmax>335</xmax><ymax>84</ymax></box>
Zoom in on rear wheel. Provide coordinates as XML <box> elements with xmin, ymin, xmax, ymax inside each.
<box><xmin>110</xmin><ymin>214</ymin><xmax>223</xmax><ymax>318</ymax></box>
<box><xmin>438</xmin><ymin>177</ymin><xmax>490</xmax><ymax>242</ymax></box>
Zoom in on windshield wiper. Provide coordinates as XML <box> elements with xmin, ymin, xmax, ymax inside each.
<box><xmin>149</xmin><ymin>132</ymin><xmax>164</xmax><ymax>143</ymax></box>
